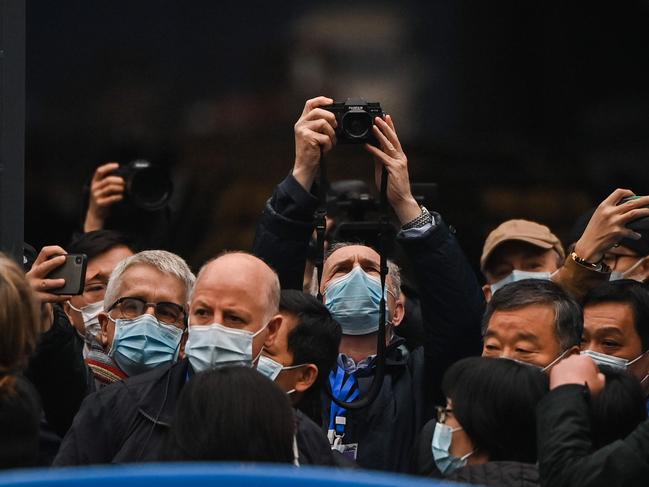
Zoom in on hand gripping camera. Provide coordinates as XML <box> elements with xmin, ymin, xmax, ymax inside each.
<box><xmin>324</xmin><ymin>98</ymin><xmax>384</xmax><ymax>144</ymax></box>
<box><xmin>114</xmin><ymin>160</ymin><xmax>173</xmax><ymax>211</ymax></box>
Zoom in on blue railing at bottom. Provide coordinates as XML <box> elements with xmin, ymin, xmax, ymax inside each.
<box><xmin>0</xmin><ymin>463</ymin><xmax>467</xmax><ymax>487</ymax></box>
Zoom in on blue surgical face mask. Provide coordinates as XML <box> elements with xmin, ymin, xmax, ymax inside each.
<box><xmin>490</xmin><ymin>270</ymin><xmax>552</xmax><ymax>294</ymax></box>
<box><xmin>581</xmin><ymin>349</ymin><xmax>647</xmax><ymax>371</ymax></box>
<box><xmin>256</xmin><ymin>355</ymin><xmax>307</xmax><ymax>381</ymax></box>
<box><xmin>432</xmin><ymin>422</ymin><xmax>474</xmax><ymax>476</ymax></box>
<box><xmin>185</xmin><ymin>322</ymin><xmax>267</xmax><ymax>373</ymax></box>
<box><xmin>108</xmin><ymin>314</ymin><xmax>183</xmax><ymax>377</ymax></box>
<box><xmin>324</xmin><ymin>266</ymin><xmax>388</xmax><ymax>336</ymax></box>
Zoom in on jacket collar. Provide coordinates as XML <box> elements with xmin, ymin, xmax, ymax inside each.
<box><xmin>338</xmin><ymin>337</ymin><xmax>410</xmax><ymax>377</ymax></box>
<box><xmin>134</xmin><ymin>358</ymin><xmax>190</xmax><ymax>427</ymax></box>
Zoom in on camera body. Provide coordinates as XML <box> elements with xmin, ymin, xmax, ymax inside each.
<box><xmin>114</xmin><ymin>159</ymin><xmax>173</xmax><ymax>211</ymax></box>
<box><xmin>619</xmin><ymin>196</ymin><xmax>649</xmax><ymax>232</ymax></box>
<box><xmin>324</xmin><ymin>98</ymin><xmax>384</xmax><ymax>144</ymax></box>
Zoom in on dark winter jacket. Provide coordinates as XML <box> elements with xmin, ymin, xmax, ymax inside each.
<box><xmin>252</xmin><ymin>175</ymin><xmax>485</xmax><ymax>472</ymax></box>
<box><xmin>54</xmin><ymin>359</ymin><xmax>336</xmax><ymax>466</ymax></box>
<box><xmin>413</xmin><ymin>418</ymin><xmax>538</xmax><ymax>486</ymax></box>
<box><xmin>537</xmin><ymin>384</ymin><xmax>649</xmax><ymax>487</ymax></box>
<box><xmin>448</xmin><ymin>462</ymin><xmax>539</xmax><ymax>487</ymax></box>
<box><xmin>25</xmin><ymin>305</ymin><xmax>94</xmax><ymax>438</ymax></box>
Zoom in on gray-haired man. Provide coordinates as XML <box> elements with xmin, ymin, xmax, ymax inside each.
<box><xmin>87</xmin><ymin>250</ymin><xmax>195</xmax><ymax>385</ymax></box>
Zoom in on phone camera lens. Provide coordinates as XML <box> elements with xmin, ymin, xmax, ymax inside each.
<box><xmin>75</xmin><ymin>257</ymin><xmax>82</xmax><ymax>264</ymax></box>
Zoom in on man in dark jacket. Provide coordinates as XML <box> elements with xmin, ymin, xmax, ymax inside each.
<box><xmin>252</xmin><ymin>96</ymin><xmax>485</xmax><ymax>472</ymax></box>
<box><xmin>54</xmin><ymin>252</ymin><xmax>334</xmax><ymax>466</ymax></box>
<box><xmin>537</xmin><ymin>354</ymin><xmax>649</xmax><ymax>487</ymax></box>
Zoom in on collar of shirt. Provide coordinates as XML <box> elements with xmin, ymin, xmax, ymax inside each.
<box><xmin>337</xmin><ymin>353</ymin><xmax>376</xmax><ymax>374</ymax></box>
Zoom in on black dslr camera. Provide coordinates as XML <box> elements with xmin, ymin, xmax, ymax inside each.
<box><xmin>324</xmin><ymin>98</ymin><xmax>384</xmax><ymax>144</ymax></box>
<box><xmin>114</xmin><ymin>160</ymin><xmax>173</xmax><ymax>211</ymax></box>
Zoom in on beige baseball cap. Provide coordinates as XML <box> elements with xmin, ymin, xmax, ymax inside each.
<box><xmin>480</xmin><ymin>219</ymin><xmax>565</xmax><ymax>271</ymax></box>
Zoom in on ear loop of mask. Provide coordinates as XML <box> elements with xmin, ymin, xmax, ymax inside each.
<box><xmin>67</xmin><ymin>301</ymin><xmax>85</xmax><ymax>313</ymax></box>
<box><xmin>449</xmin><ymin>426</ymin><xmax>476</xmax><ymax>462</ymax></box>
<box><xmin>284</xmin><ymin>363</ymin><xmax>310</xmax><ymax>396</ymax></box>
<box><xmin>542</xmin><ymin>348</ymin><xmax>572</xmax><ymax>373</ymax></box>
<box><xmin>251</xmin><ymin>321</ymin><xmax>271</xmax><ymax>366</ymax></box>
<box><xmin>626</xmin><ymin>350</ymin><xmax>649</xmax><ymax>384</ymax></box>
<box><xmin>621</xmin><ymin>256</ymin><xmax>649</xmax><ymax>279</ymax></box>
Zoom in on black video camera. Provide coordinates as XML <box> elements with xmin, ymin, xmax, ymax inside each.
<box><xmin>325</xmin><ymin>98</ymin><xmax>384</xmax><ymax>144</ymax></box>
<box><xmin>114</xmin><ymin>160</ymin><xmax>173</xmax><ymax>211</ymax></box>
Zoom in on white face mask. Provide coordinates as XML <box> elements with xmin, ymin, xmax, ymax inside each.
<box><xmin>68</xmin><ymin>300</ymin><xmax>104</xmax><ymax>340</ymax></box>
<box><xmin>610</xmin><ymin>256</ymin><xmax>649</xmax><ymax>282</ymax></box>
<box><xmin>581</xmin><ymin>349</ymin><xmax>648</xmax><ymax>371</ymax></box>
<box><xmin>185</xmin><ymin>322</ymin><xmax>268</xmax><ymax>373</ymax></box>
<box><xmin>256</xmin><ymin>355</ymin><xmax>307</xmax><ymax>381</ymax></box>
<box><xmin>490</xmin><ymin>270</ymin><xmax>552</xmax><ymax>294</ymax></box>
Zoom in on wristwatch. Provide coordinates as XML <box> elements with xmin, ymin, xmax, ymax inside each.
<box><xmin>570</xmin><ymin>251</ymin><xmax>610</xmax><ymax>273</ymax></box>
<box><xmin>402</xmin><ymin>206</ymin><xmax>433</xmax><ymax>230</ymax></box>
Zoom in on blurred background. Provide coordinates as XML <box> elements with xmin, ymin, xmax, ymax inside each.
<box><xmin>25</xmin><ymin>0</ymin><xmax>649</xmax><ymax>275</ymax></box>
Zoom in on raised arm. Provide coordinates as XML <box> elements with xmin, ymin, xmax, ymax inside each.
<box><xmin>252</xmin><ymin>97</ymin><xmax>336</xmax><ymax>289</ymax></box>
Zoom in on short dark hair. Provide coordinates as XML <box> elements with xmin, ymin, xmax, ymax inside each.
<box><xmin>164</xmin><ymin>366</ymin><xmax>295</xmax><ymax>463</ymax></box>
<box><xmin>67</xmin><ymin>230</ymin><xmax>136</xmax><ymax>260</ymax></box>
<box><xmin>583</xmin><ymin>280</ymin><xmax>649</xmax><ymax>352</ymax></box>
<box><xmin>442</xmin><ymin>357</ymin><xmax>548</xmax><ymax>462</ymax></box>
<box><xmin>591</xmin><ymin>365</ymin><xmax>647</xmax><ymax>449</ymax></box>
<box><xmin>482</xmin><ymin>279</ymin><xmax>583</xmax><ymax>350</ymax></box>
<box><xmin>280</xmin><ymin>290</ymin><xmax>341</xmax><ymax>421</ymax></box>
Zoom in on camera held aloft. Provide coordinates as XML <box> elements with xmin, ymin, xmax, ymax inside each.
<box><xmin>324</xmin><ymin>98</ymin><xmax>384</xmax><ymax>145</ymax></box>
<box><xmin>113</xmin><ymin>160</ymin><xmax>173</xmax><ymax>211</ymax></box>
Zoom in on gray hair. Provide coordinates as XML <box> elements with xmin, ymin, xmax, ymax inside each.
<box><xmin>482</xmin><ymin>279</ymin><xmax>583</xmax><ymax>350</ymax></box>
<box><xmin>104</xmin><ymin>250</ymin><xmax>196</xmax><ymax>310</ymax></box>
<box><xmin>325</xmin><ymin>242</ymin><xmax>401</xmax><ymax>298</ymax></box>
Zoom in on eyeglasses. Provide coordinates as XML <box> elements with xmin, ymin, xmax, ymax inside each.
<box><xmin>108</xmin><ymin>296</ymin><xmax>186</xmax><ymax>327</ymax></box>
<box><xmin>435</xmin><ymin>406</ymin><xmax>453</xmax><ymax>424</ymax></box>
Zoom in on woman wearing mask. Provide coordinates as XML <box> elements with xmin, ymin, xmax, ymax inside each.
<box><xmin>413</xmin><ymin>357</ymin><xmax>548</xmax><ymax>486</ymax></box>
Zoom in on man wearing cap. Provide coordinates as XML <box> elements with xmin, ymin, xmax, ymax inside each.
<box><xmin>480</xmin><ymin>219</ymin><xmax>566</xmax><ymax>301</ymax></box>
<box><xmin>481</xmin><ymin>189</ymin><xmax>649</xmax><ymax>302</ymax></box>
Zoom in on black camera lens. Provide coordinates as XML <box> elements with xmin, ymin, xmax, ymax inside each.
<box><xmin>341</xmin><ymin>111</ymin><xmax>372</xmax><ymax>139</ymax></box>
<box><xmin>75</xmin><ymin>256</ymin><xmax>82</xmax><ymax>264</ymax></box>
<box><xmin>127</xmin><ymin>164</ymin><xmax>173</xmax><ymax>211</ymax></box>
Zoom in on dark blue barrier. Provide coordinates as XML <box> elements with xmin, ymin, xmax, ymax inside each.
<box><xmin>0</xmin><ymin>464</ymin><xmax>466</xmax><ymax>487</ymax></box>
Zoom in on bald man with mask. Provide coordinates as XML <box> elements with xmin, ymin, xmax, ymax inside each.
<box><xmin>55</xmin><ymin>251</ymin><xmax>281</xmax><ymax>465</ymax></box>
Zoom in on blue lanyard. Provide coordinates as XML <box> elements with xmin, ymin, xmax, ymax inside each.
<box><xmin>328</xmin><ymin>366</ymin><xmax>359</xmax><ymax>435</ymax></box>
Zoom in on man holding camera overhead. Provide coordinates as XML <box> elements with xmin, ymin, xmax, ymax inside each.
<box><xmin>253</xmin><ymin>96</ymin><xmax>485</xmax><ymax>472</ymax></box>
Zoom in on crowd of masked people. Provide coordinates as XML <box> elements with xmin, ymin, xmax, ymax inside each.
<box><xmin>2</xmin><ymin>96</ymin><xmax>649</xmax><ymax>487</ymax></box>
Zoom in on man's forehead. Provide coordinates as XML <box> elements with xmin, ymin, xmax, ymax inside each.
<box><xmin>488</xmin><ymin>304</ymin><xmax>556</xmax><ymax>332</ymax></box>
<box><xmin>192</xmin><ymin>255</ymin><xmax>275</xmax><ymax>310</ymax></box>
<box><xmin>326</xmin><ymin>245</ymin><xmax>380</xmax><ymax>266</ymax></box>
<box><xmin>199</xmin><ymin>254</ymin><xmax>273</xmax><ymax>286</ymax></box>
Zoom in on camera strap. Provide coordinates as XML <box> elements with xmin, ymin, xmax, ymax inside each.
<box><xmin>323</xmin><ymin>165</ymin><xmax>390</xmax><ymax>411</ymax></box>
<box><xmin>315</xmin><ymin>151</ymin><xmax>328</xmax><ymax>301</ymax></box>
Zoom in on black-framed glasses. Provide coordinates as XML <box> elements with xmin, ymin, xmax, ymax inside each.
<box><xmin>108</xmin><ymin>296</ymin><xmax>186</xmax><ymax>327</ymax></box>
<box><xmin>435</xmin><ymin>406</ymin><xmax>453</xmax><ymax>424</ymax></box>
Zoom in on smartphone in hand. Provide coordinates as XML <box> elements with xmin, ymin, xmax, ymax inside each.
<box><xmin>47</xmin><ymin>254</ymin><xmax>87</xmax><ymax>295</ymax></box>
